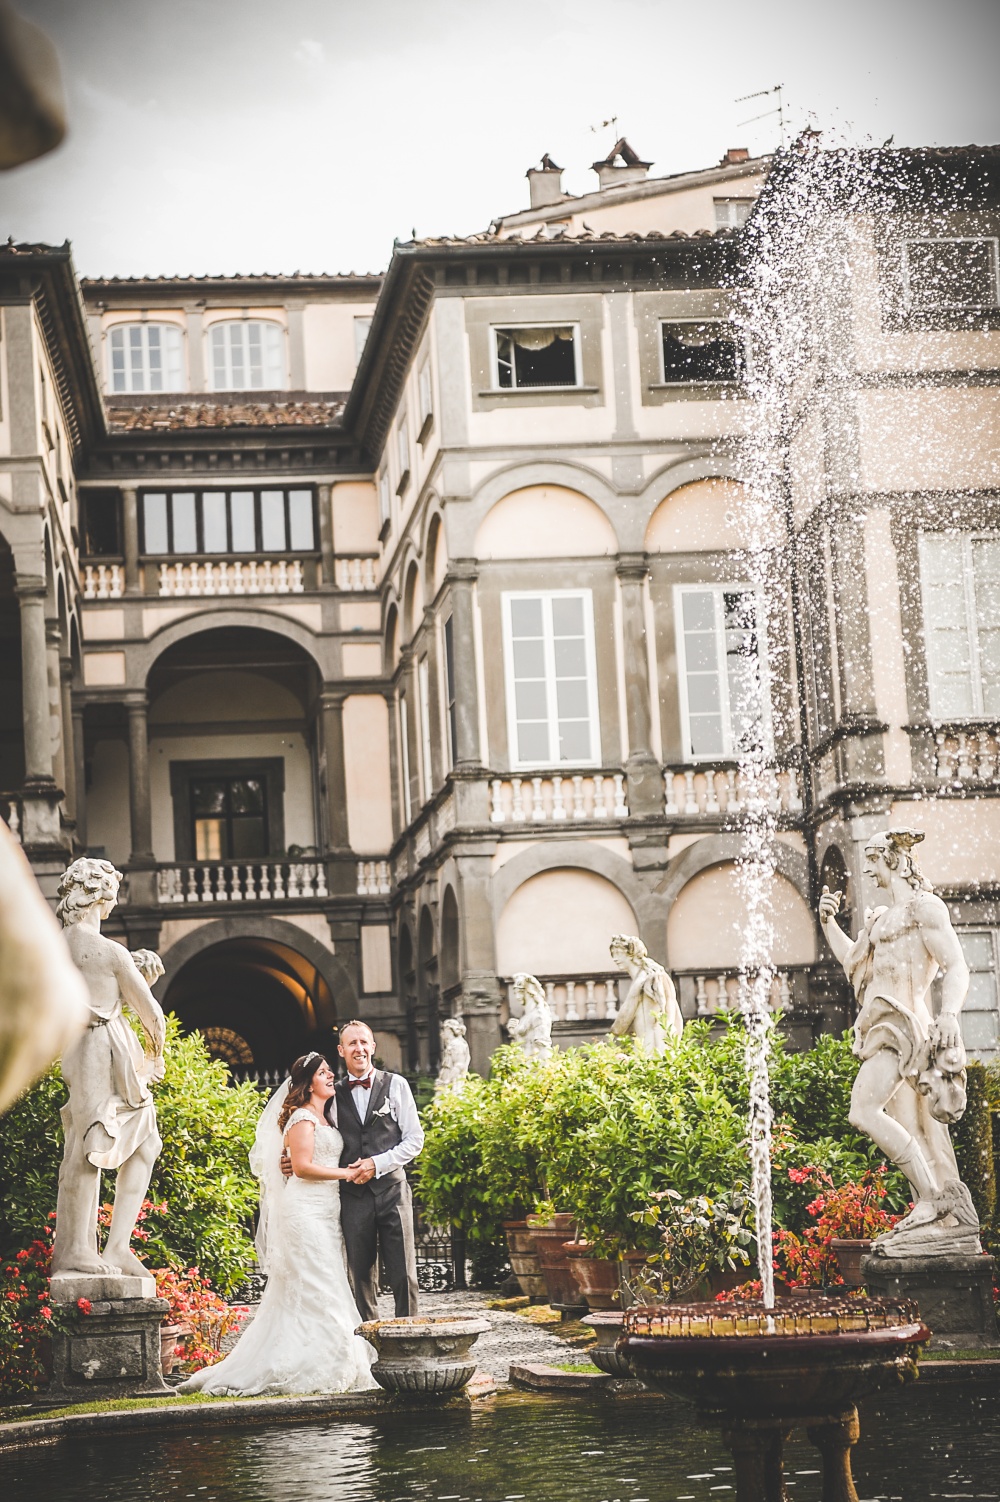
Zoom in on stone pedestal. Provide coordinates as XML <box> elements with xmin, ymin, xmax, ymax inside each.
<box><xmin>861</xmin><ymin>1252</ymin><xmax>1000</xmax><ymax>1350</ymax></box>
<box><xmin>48</xmin><ymin>1274</ymin><xmax>170</xmax><ymax>1400</ymax></box>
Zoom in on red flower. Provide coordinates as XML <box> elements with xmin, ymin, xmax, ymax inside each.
<box><xmin>77</xmin><ymin>1297</ymin><xmax>92</xmax><ymax>1314</ymax></box>
<box><xmin>40</xmin><ymin>1307</ymin><xmax>52</xmax><ymax>1322</ymax></box>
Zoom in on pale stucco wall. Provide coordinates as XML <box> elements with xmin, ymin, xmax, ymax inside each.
<box><xmin>332</xmin><ymin>481</ymin><xmax>380</xmax><ymax>554</ymax></box>
<box><xmin>342</xmin><ymin>694</ymin><xmax>393</xmax><ymax>853</ymax></box>
<box><xmin>857</xmin><ymin>388</ymin><xmax>1000</xmax><ymax>492</ymax></box>
<box><xmin>666</xmin><ymin>863</ymin><xmax>817</xmax><ymax>970</ymax></box>
<box><xmin>645</xmin><ymin>478</ymin><xmax>781</xmax><ymax>553</ymax></box>
<box><xmin>495</xmin><ymin>867</ymin><xmax>638</xmax><ymax>974</ymax></box>
<box><xmin>86</xmin><ymin>737</ymin><xmax>132</xmax><ymax>865</ymax></box>
<box><xmin>475</xmin><ymin>484</ymin><xmax>618</xmax><ymax>559</ymax></box>
<box><xmin>302</xmin><ymin>302</ymin><xmax>378</xmax><ymax>391</ymax></box>
<box><xmin>888</xmin><ymin>799</ymin><xmax>1000</xmax><ymax>889</ymax></box>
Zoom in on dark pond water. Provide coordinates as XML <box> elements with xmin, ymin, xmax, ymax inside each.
<box><xmin>4</xmin><ymin>1383</ymin><xmax>999</xmax><ymax>1502</ymax></box>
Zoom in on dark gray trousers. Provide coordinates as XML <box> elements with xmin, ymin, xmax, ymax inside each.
<box><xmin>339</xmin><ymin>1172</ymin><xmax>419</xmax><ymax>1323</ymax></box>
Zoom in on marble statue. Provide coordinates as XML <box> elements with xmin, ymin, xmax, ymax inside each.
<box><xmin>819</xmin><ymin>828</ymin><xmax>981</xmax><ymax>1257</ymax></box>
<box><xmin>51</xmin><ymin>858</ymin><xmax>167</xmax><ymax>1281</ymax></box>
<box><xmin>609</xmin><ymin>935</ymin><xmax>683</xmax><ymax>1054</ymax></box>
<box><xmin>0</xmin><ymin>822</ymin><xmax>89</xmax><ymax>1114</ymax></box>
<box><xmin>508</xmin><ymin>974</ymin><xmax>553</xmax><ymax>1061</ymax></box>
<box><xmin>435</xmin><ymin>1017</ymin><xmax>471</xmax><ymax>1095</ymax></box>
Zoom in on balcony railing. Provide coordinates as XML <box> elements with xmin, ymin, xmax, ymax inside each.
<box><xmin>156</xmin><ymin>858</ymin><xmax>327</xmax><ymax>904</ymax></box>
<box><xmin>674</xmin><ymin>967</ymin><xmax>805</xmax><ymax>1017</ymax></box>
<box><xmin>335</xmin><ymin>556</ymin><xmax>379</xmax><ymax>591</ymax></box>
<box><xmin>0</xmin><ymin>792</ymin><xmax>23</xmax><ymax>842</ymax></box>
<box><xmin>664</xmin><ymin>764</ymin><xmax>803</xmax><ymax>818</ymax></box>
<box><xmin>83</xmin><ymin>562</ymin><xmax>124</xmax><ymax>600</ymax></box>
<box><xmin>158</xmin><ymin>559</ymin><xmax>305</xmax><ymax>597</ymax></box>
<box><xmin>356</xmin><ymin>859</ymin><xmax>392</xmax><ymax>896</ymax></box>
<box><xmin>504</xmin><ymin>972</ymin><xmax>622</xmax><ymax>1023</ymax></box>
<box><xmin>934</xmin><ymin>728</ymin><xmax>1000</xmax><ymax>783</ymax></box>
<box><xmin>490</xmin><ymin>771</ymin><xmax>628</xmax><ymax>824</ymax></box>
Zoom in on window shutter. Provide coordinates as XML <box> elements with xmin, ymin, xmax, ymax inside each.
<box><xmin>920</xmin><ymin>534</ymin><xmax>975</xmax><ymax>718</ymax></box>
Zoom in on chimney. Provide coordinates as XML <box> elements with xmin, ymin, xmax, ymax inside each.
<box><xmin>526</xmin><ymin>154</ymin><xmax>565</xmax><ymax>209</ymax></box>
<box><xmin>720</xmin><ymin>147</ymin><xmax>750</xmax><ymax>166</ymax></box>
<box><xmin>591</xmin><ymin>137</ymin><xmax>652</xmax><ymax>191</ymax></box>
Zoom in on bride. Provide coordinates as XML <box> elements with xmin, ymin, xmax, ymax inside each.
<box><xmin>180</xmin><ymin>1052</ymin><xmax>376</xmax><ymax>1395</ymax></box>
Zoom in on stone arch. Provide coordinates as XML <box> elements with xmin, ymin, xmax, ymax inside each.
<box><xmin>402</xmin><ymin>559</ymin><xmax>423</xmax><ymax>642</ymax></box>
<box><xmin>448</xmin><ymin>460</ymin><xmax>624</xmax><ymax>556</ymax></box>
<box><xmin>645</xmin><ymin>477</ymin><xmax>783</xmax><ymax>554</ymax></box>
<box><xmin>496</xmin><ymin>866</ymin><xmax>640</xmax><ymax>976</ymax></box>
<box><xmin>475</xmin><ymin>484</ymin><xmax>618</xmax><ymax>560</ymax></box>
<box><xmin>384</xmin><ymin>601</ymin><xmax>400</xmax><ymax>673</ymax></box>
<box><xmin>439</xmin><ymin>882</ymin><xmax>460</xmax><ymax>1000</ymax></box>
<box><xmin>425</xmin><ymin>510</ymin><xmax>447</xmax><ymax>599</ymax></box>
<box><xmin>817</xmin><ymin>841</ymin><xmax>853</xmax><ymax>934</ymax></box>
<box><xmin>417</xmin><ymin>902</ymin><xmax>440</xmax><ymax>1071</ymax></box>
<box><xmin>657</xmin><ymin>832</ymin><xmax>810</xmax><ymax>908</ymax></box>
<box><xmin>133</xmin><ymin>607</ymin><xmax>328</xmax><ymax>686</ymax></box>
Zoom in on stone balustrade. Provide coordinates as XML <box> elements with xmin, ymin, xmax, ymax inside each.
<box><xmin>934</xmin><ymin>728</ymin><xmax>1000</xmax><ymax>783</ymax></box>
<box><xmin>157</xmin><ymin>559</ymin><xmax>305</xmax><ymax>597</ymax></box>
<box><xmin>156</xmin><ymin>858</ymin><xmax>327</xmax><ymax>904</ymax></box>
<box><xmin>83</xmin><ymin>563</ymin><xmax>124</xmax><ymax>600</ymax></box>
<box><xmin>663</xmin><ymin>764</ymin><xmax>803</xmax><ymax>818</ymax></box>
<box><xmin>490</xmin><ymin>771</ymin><xmax>628</xmax><ymax>824</ymax></box>
<box><xmin>675</xmin><ymin>968</ymin><xmax>796</xmax><ymax>1017</ymax></box>
<box><xmin>505</xmin><ymin>972</ymin><xmax>621</xmax><ymax>1024</ymax></box>
<box><xmin>335</xmin><ymin>556</ymin><xmax>379</xmax><ymax>591</ymax></box>
<box><xmin>356</xmin><ymin>859</ymin><xmax>392</xmax><ymax>896</ymax></box>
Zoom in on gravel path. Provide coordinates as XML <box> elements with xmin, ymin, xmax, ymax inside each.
<box><xmin>378</xmin><ymin>1287</ymin><xmax>597</xmax><ymax>1377</ymax></box>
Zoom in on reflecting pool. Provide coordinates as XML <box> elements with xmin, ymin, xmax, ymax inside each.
<box><xmin>5</xmin><ymin>1381</ymin><xmax>999</xmax><ymax>1502</ymax></box>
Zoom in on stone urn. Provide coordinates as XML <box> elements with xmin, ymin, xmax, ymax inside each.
<box><xmin>566</xmin><ymin>1242</ymin><xmax>621</xmax><ymax>1310</ymax></box>
<box><xmin>526</xmin><ymin>1214</ymin><xmax>582</xmax><ymax>1307</ymax></box>
<box><xmin>831</xmin><ymin>1238</ymin><xmax>872</xmax><ymax>1289</ymax></box>
<box><xmin>356</xmin><ymin>1315</ymin><xmax>490</xmax><ymax>1398</ymax></box>
<box><xmin>582</xmin><ymin>1311</ymin><xmax>634</xmax><ymax>1378</ymax></box>
<box><xmin>503</xmin><ymin>1219</ymin><xmax>547</xmax><ymax>1301</ymax></box>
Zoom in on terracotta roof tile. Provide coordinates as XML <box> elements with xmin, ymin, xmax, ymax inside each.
<box><xmin>107</xmin><ymin>399</ymin><xmax>346</xmax><ymax>432</ymax></box>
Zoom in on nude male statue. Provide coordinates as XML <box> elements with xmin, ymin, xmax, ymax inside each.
<box><xmin>818</xmin><ymin>828</ymin><xmax>981</xmax><ymax>1255</ymax></box>
<box><xmin>51</xmin><ymin>858</ymin><xmax>167</xmax><ymax>1281</ymax></box>
<box><xmin>609</xmin><ymin>934</ymin><xmax>683</xmax><ymax>1055</ymax></box>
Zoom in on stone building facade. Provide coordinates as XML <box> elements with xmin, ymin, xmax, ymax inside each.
<box><xmin>2</xmin><ymin>142</ymin><xmax>998</xmax><ymax>1076</ymax></box>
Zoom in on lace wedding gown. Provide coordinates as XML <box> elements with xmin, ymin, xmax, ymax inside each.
<box><xmin>180</xmin><ymin>1108</ymin><xmax>376</xmax><ymax>1395</ymax></box>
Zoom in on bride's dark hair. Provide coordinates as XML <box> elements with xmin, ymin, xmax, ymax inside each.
<box><xmin>277</xmin><ymin>1052</ymin><xmax>329</xmax><ymax>1132</ymax></box>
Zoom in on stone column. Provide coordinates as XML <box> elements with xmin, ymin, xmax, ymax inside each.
<box><xmin>400</xmin><ymin>648</ymin><xmax>423</xmax><ymax>813</ymax></box>
<box><xmin>316</xmin><ymin>481</ymin><xmax>334</xmax><ymax>583</ymax></box>
<box><xmin>59</xmin><ymin>655</ymin><xmax>77</xmax><ymax>830</ymax></box>
<box><xmin>447</xmin><ymin>563</ymin><xmax>481</xmax><ymax>769</ymax></box>
<box><xmin>46</xmin><ymin>620</ymin><xmax>67</xmax><ymax>798</ymax></box>
<box><xmin>15</xmin><ymin>575</ymin><xmax>56</xmax><ymax>787</ymax></box>
<box><xmin>319</xmin><ymin>688</ymin><xmax>351</xmax><ymax>852</ymax></box>
<box><xmin>126</xmin><ymin>692</ymin><xmax>154</xmax><ymax>865</ymax></box>
<box><xmin>423</xmin><ymin>608</ymin><xmax>444</xmax><ymax>791</ymax></box>
<box><xmin>121</xmin><ymin>487</ymin><xmax>140</xmax><ymax>596</ymax></box>
<box><xmin>616</xmin><ymin>554</ymin><xmax>661</xmax><ymax>817</ymax></box>
<box><xmin>72</xmin><ymin>704</ymin><xmax>87</xmax><ymax>851</ymax></box>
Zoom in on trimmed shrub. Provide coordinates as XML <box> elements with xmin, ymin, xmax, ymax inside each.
<box><xmin>953</xmin><ymin>1061</ymin><xmax>996</xmax><ymax>1227</ymax></box>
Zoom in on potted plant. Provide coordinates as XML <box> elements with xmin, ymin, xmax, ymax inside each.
<box><xmin>525</xmin><ymin>1206</ymin><xmax>581</xmax><ymax>1307</ymax></box>
<box><xmin>152</xmin><ymin>1267</ymin><xmax>250</xmax><ymax>1373</ymax></box>
<box><xmin>774</xmin><ymin>1167</ymin><xmax>900</xmax><ymax>1289</ymax></box>
<box><xmin>564</xmin><ymin>1240</ymin><xmax>622</xmax><ymax>1310</ymax></box>
<box><xmin>626</xmin><ymin>1188</ymin><xmax>753</xmax><ymax>1305</ymax></box>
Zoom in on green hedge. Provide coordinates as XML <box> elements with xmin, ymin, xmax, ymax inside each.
<box><xmin>953</xmin><ymin>1061</ymin><xmax>996</xmax><ymax>1228</ymax></box>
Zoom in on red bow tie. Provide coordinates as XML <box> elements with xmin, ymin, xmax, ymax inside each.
<box><xmin>349</xmin><ymin>1074</ymin><xmax>374</xmax><ymax>1090</ymax></box>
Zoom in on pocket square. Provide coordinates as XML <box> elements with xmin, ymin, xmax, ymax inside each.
<box><xmin>373</xmin><ymin>1101</ymin><xmax>393</xmax><ymax>1118</ymax></box>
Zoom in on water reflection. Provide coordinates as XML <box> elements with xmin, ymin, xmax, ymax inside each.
<box><xmin>5</xmin><ymin>1384</ymin><xmax>999</xmax><ymax>1502</ymax></box>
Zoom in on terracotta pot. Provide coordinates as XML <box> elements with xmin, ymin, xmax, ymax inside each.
<box><xmin>159</xmin><ymin>1323</ymin><xmax>185</xmax><ymax>1376</ymax></box>
<box><xmin>565</xmin><ymin>1243</ymin><xmax>622</xmax><ymax>1310</ymax></box>
<box><xmin>831</xmin><ymin>1237</ymin><xmax>873</xmax><ymax>1289</ymax></box>
<box><xmin>503</xmin><ymin>1219</ymin><xmax>547</xmax><ymax>1300</ymax></box>
<box><xmin>528</xmin><ymin>1223</ymin><xmax>583</xmax><ymax>1307</ymax></box>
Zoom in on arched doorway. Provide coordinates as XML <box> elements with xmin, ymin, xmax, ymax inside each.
<box><xmin>418</xmin><ymin>905</ymin><xmax>440</xmax><ymax>1072</ymax></box>
<box><xmin>164</xmin><ymin>935</ymin><xmax>338</xmax><ymax>1075</ymax></box>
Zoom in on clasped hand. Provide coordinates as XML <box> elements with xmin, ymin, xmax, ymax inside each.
<box><xmin>280</xmin><ymin>1152</ymin><xmax>375</xmax><ymax>1184</ymax></box>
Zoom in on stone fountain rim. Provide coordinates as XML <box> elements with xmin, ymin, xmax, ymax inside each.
<box><xmin>622</xmin><ymin>1319</ymin><xmax>930</xmax><ymax>1360</ymax></box>
<box><xmin>356</xmin><ymin>1316</ymin><xmax>492</xmax><ymax>1339</ymax></box>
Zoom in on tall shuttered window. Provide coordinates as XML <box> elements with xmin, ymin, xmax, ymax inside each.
<box><xmin>675</xmin><ymin>584</ymin><xmax>769</xmax><ymax>761</ymax></box>
<box><xmin>920</xmin><ymin>533</ymin><xmax>1000</xmax><ymax>719</ymax></box>
<box><xmin>502</xmin><ymin>591</ymin><xmax>599</xmax><ymax>767</ymax></box>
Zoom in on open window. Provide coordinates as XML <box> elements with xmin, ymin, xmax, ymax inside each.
<box><xmin>494</xmin><ymin>326</ymin><xmax>578</xmax><ymax>389</ymax></box>
<box><xmin>675</xmin><ymin>584</ymin><xmax>770</xmax><ymax>761</ymax></box>
<box><xmin>502</xmin><ymin>590</ymin><xmax>600</xmax><ymax>767</ymax></box>
<box><xmin>170</xmin><ymin>759</ymin><xmax>286</xmax><ymax>861</ymax></box>
<box><xmin>661</xmin><ymin>321</ymin><xmax>745</xmax><ymax>384</ymax></box>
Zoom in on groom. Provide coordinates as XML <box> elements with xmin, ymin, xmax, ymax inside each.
<box><xmin>331</xmin><ymin>1019</ymin><xmax>424</xmax><ymax>1322</ymax></box>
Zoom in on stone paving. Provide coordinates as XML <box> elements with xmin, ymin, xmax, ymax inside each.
<box><xmin>400</xmin><ymin>1287</ymin><xmax>598</xmax><ymax>1378</ymax></box>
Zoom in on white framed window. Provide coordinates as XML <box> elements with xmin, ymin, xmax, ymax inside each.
<box><xmin>502</xmin><ymin>590</ymin><xmax>600</xmax><ymax>767</ymax></box>
<box><xmin>920</xmin><ymin>532</ymin><xmax>1000</xmax><ymax>719</ymax></box>
<box><xmin>714</xmin><ymin>198</ymin><xmax>754</xmax><ymax>230</ymax></box>
<box><xmin>107</xmin><ymin>323</ymin><xmax>184</xmax><ymax>394</ymax></box>
<box><xmin>354</xmin><ymin>316</ymin><xmax>372</xmax><ymax>367</ymax></box>
<box><xmin>378</xmin><ymin>471</ymin><xmax>391</xmax><ymax>529</ymax></box>
<box><xmin>418</xmin><ymin>363</ymin><xmax>433</xmax><ymax>438</ymax></box>
<box><xmin>209</xmin><ymin>320</ymin><xmax>286</xmax><ymax>391</ymax></box>
<box><xmin>418</xmin><ymin>655</ymin><xmax>433</xmax><ymax>801</ymax></box>
<box><xmin>902</xmin><ymin>238</ymin><xmax>1000</xmax><ymax>312</ymax></box>
<box><xmin>396</xmin><ymin>414</ymin><xmax>410</xmax><ymax>493</ymax></box>
<box><xmin>492</xmin><ymin>324</ymin><xmax>579</xmax><ymax>390</ymax></box>
<box><xmin>675</xmin><ymin>584</ymin><xmax>770</xmax><ymax>761</ymax></box>
<box><xmin>660</xmin><ymin>320</ymin><xmax>745</xmax><ymax>384</ymax></box>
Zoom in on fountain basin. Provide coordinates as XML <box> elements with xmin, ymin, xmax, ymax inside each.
<box><xmin>356</xmin><ymin>1315</ymin><xmax>490</xmax><ymax>1398</ymax></box>
<box><xmin>582</xmin><ymin>1312</ymin><xmax>633</xmax><ymax>1377</ymax></box>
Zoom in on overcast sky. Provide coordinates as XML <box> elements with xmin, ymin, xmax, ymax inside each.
<box><xmin>3</xmin><ymin>0</ymin><xmax>1000</xmax><ymax>278</ymax></box>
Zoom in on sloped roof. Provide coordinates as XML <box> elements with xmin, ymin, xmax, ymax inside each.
<box><xmin>106</xmin><ymin>398</ymin><xmax>346</xmax><ymax>432</ymax></box>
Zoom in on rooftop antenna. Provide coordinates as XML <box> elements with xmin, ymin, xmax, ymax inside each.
<box><xmin>590</xmin><ymin>114</ymin><xmax>619</xmax><ymax>137</ymax></box>
<box><xmin>735</xmin><ymin>84</ymin><xmax>785</xmax><ymax>148</ymax></box>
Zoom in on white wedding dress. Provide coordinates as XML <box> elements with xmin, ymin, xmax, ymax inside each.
<box><xmin>179</xmin><ymin>1103</ymin><xmax>376</xmax><ymax>1396</ymax></box>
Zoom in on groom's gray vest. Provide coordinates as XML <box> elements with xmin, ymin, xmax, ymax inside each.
<box><xmin>333</xmin><ymin>1071</ymin><xmax>406</xmax><ymax>1193</ymax></box>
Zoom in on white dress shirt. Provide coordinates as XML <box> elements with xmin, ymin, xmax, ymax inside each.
<box><xmin>346</xmin><ymin>1070</ymin><xmax>424</xmax><ymax>1179</ymax></box>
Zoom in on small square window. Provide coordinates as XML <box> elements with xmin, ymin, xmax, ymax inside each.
<box><xmin>903</xmin><ymin>238</ymin><xmax>1000</xmax><ymax>312</ymax></box>
<box><xmin>714</xmin><ymin>198</ymin><xmax>754</xmax><ymax>230</ymax></box>
<box><xmin>495</xmin><ymin>326</ymin><xmax>577</xmax><ymax>389</ymax></box>
<box><xmin>661</xmin><ymin>322</ymin><xmax>744</xmax><ymax>384</ymax></box>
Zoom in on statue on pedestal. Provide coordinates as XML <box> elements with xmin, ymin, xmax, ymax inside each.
<box><xmin>51</xmin><ymin>859</ymin><xmax>167</xmax><ymax>1282</ymax></box>
<box><xmin>508</xmin><ymin>974</ymin><xmax>553</xmax><ymax>1061</ymax></box>
<box><xmin>819</xmin><ymin>828</ymin><xmax>981</xmax><ymax>1257</ymax></box>
<box><xmin>435</xmin><ymin>1017</ymin><xmax>471</xmax><ymax>1095</ymax></box>
<box><xmin>609</xmin><ymin>935</ymin><xmax>682</xmax><ymax>1055</ymax></box>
